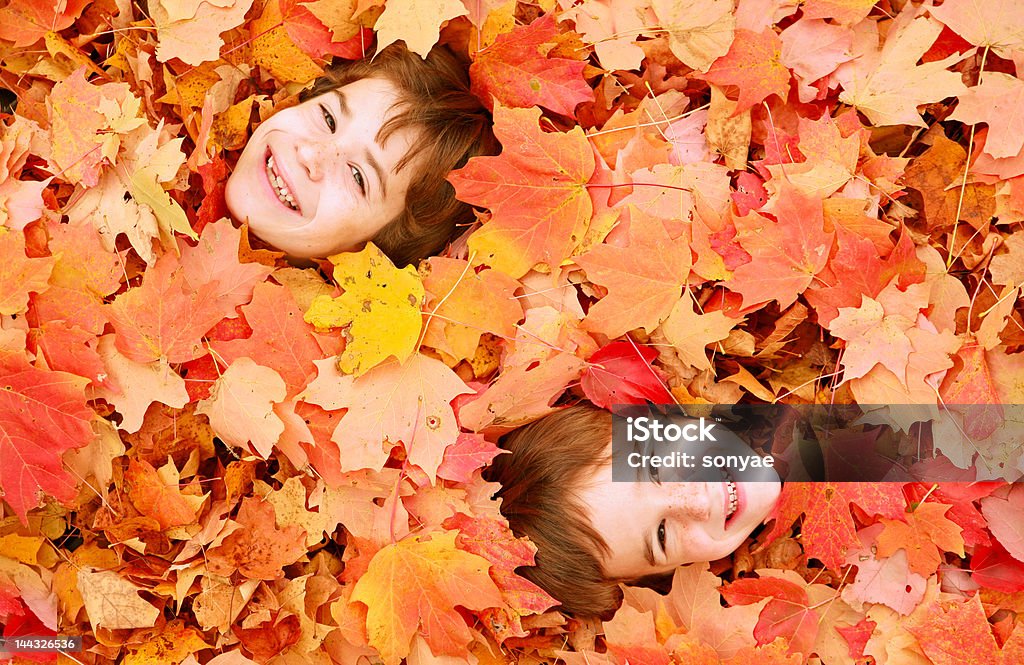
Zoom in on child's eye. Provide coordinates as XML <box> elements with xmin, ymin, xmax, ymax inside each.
<box><xmin>319</xmin><ymin>103</ymin><xmax>336</xmax><ymax>133</ymax></box>
<box><xmin>657</xmin><ymin>520</ymin><xmax>666</xmax><ymax>553</ymax></box>
<box><xmin>350</xmin><ymin>165</ymin><xmax>365</xmax><ymax>194</ymax></box>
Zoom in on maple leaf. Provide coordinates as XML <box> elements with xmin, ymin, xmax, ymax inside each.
<box><xmin>470</xmin><ymin>14</ymin><xmax>594</xmax><ymax>117</ymax></box>
<box><xmin>457</xmin><ymin>352</ymin><xmax>586</xmax><ymax>433</ymax></box>
<box><xmin>907</xmin><ymin>594</ymin><xmax>1024</xmax><ymax>665</ymax></box>
<box><xmin>721</xmin><ymin>575</ymin><xmax>818</xmax><ymax>656</ymax></box>
<box><xmin>150</xmin><ymin>0</ymin><xmax>255</xmax><ymax>66</ymax></box>
<box><xmin>971</xmin><ymin>540</ymin><xmax>1024</xmax><ymax>592</ymax></box>
<box><xmin>178</xmin><ymin>219</ymin><xmax>274</xmax><ymax>316</ymax></box>
<box><xmin>800</xmin><ymin>0</ymin><xmax>876</xmax><ymax>26</ymax></box>
<box><xmin>659</xmin><ymin>563</ymin><xmax>767</xmax><ymax>658</ymax></box>
<box><xmin>564</xmin><ymin>0</ymin><xmax>647</xmax><ymax>71</ymax></box>
<box><xmin>207</xmin><ymin>497</ymin><xmax>307</xmax><ymax>580</ymax></box>
<box><xmin>580</xmin><ymin>341</ymin><xmax>674</xmax><ymax>409</ymax></box>
<box><xmin>93</xmin><ymin>335</ymin><xmax>188</xmax><ymax>433</ymax></box>
<box><xmin>197</xmin><ymin>357</ymin><xmax>288</xmax><ymax>458</ymax></box>
<box><xmin>300</xmin><ymin>354</ymin><xmax>471</xmax><ymax>480</ymax></box>
<box><xmin>779</xmin><ymin>18</ymin><xmax>854</xmax><ymax>102</ymax></box>
<box><xmin>989</xmin><ymin>233</ymin><xmax>1024</xmax><ymax>288</ymax></box>
<box><xmin>45</xmin><ymin>219</ymin><xmax>123</xmax><ymax>299</ymax></box>
<box><xmin>372</xmin><ymin>0</ymin><xmax>467</xmax><ymax>57</ymax></box>
<box><xmin>804</xmin><ymin>226</ymin><xmax>926</xmax><ymax>328</ymax></box>
<box><xmin>949</xmin><ymin>72</ymin><xmax>1024</xmax><ymax>159</ymax></box>
<box><xmin>725</xmin><ymin>185</ymin><xmax>834</xmax><ymax>309</ymax></box>
<box><xmin>980</xmin><ymin>485</ymin><xmax>1024</xmax><ymax>563</ymax></box>
<box><xmin>765</xmin><ymin>482</ymin><xmax>906</xmax><ymax>570</ymax></box>
<box><xmin>123</xmin><ymin>458</ymin><xmax>200</xmax><ymax>530</ymax></box>
<box><xmin>699</xmin><ymin>29</ymin><xmax>791</xmax><ymax>114</ymax></box>
<box><xmin>445</xmin><ymin>513</ymin><xmax>558</xmax><ymax>640</ymax></box>
<box><xmin>834</xmin><ymin>9</ymin><xmax>969</xmax><ymax>127</ymax></box>
<box><xmin>450</xmin><ymin>105</ymin><xmax>595</xmax><ymax>278</ymax></box>
<box><xmin>875</xmin><ymin>502</ymin><xmax>965</xmax><ymax>576</ymax></box>
<box><xmin>660</xmin><ymin>297</ymin><xmax>739</xmax><ymax>370</ymax></box>
<box><xmin>349</xmin><ymin>531</ymin><xmax>503</xmax><ymax>665</ymax></box>
<box><xmin>0</xmin><ymin>359</ymin><xmax>93</xmax><ymax>523</ymax></box>
<box><xmin>284</xmin><ymin>0</ymin><xmax>369</xmax><ymax>59</ymax></box>
<box><xmin>213</xmin><ymin>282</ymin><xmax>326</xmax><ymax>397</ymax></box>
<box><xmin>0</xmin><ymin>229</ymin><xmax>53</xmax><ymax>317</ymax></box>
<box><xmin>305</xmin><ymin>243</ymin><xmax>424</xmax><ymax>377</ymax></box>
<box><xmin>604</xmin><ymin>604</ymin><xmax>673</xmax><ymax>665</ymax></box>
<box><xmin>842</xmin><ymin>524</ymin><xmax>928</xmax><ymax>615</ymax></box>
<box><xmin>830</xmin><ymin>286</ymin><xmax>929</xmax><ymax>385</ymax></box>
<box><xmin>0</xmin><ymin>0</ymin><xmax>88</xmax><ymax>47</ymax></box>
<box><xmin>77</xmin><ymin>568</ymin><xmax>161</xmax><ymax>630</ymax></box>
<box><xmin>762</xmin><ymin>113</ymin><xmax>861</xmax><ymax>199</ymax></box>
<box><xmin>902</xmin><ymin>132</ymin><xmax>995</xmax><ymax>232</ymax></box>
<box><xmin>251</xmin><ymin>0</ymin><xmax>324</xmax><ymax>84</ymax></box>
<box><xmin>577</xmin><ymin>216</ymin><xmax>692</xmax><ymax>338</ymax></box>
<box><xmin>107</xmin><ymin>252</ymin><xmax>226</xmax><ymax>364</ymax></box>
<box><xmin>928</xmin><ymin>0</ymin><xmax>1024</xmax><ymax>58</ymax></box>
<box><xmin>419</xmin><ymin>257</ymin><xmax>523</xmax><ymax>365</ymax></box>
<box><xmin>651</xmin><ymin>0</ymin><xmax>735</xmax><ymax>72</ymax></box>
<box><xmin>436</xmin><ymin>433</ymin><xmax>504</xmax><ymax>483</ymax></box>
<box><xmin>46</xmin><ymin>69</ymin><xmax>142</xmax><ymax>187</ymax></box>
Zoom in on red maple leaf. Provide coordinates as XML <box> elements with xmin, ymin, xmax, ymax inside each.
<box><xmin>721</xmin><ymin>576</ymin><xmax>817</xmax><ymax>656</ymax></box>
<box><xmin>0</xmin><ymin>357</ymin><xmax>94</xmax><ymax>523</ymax></box>
<box><xmin>581</xmin><ymin>341</ymin><xmax>673</xmax><ymax>408</ymax></box>
<box><xmin>470</xmin><ymin>14</ymin><xmax>594</xmax><ymax>117</ymax></box>
<box><xmin>764</xmin><ymin>482</ymin><xmax>906</xmax><ymax>570</ymax></box>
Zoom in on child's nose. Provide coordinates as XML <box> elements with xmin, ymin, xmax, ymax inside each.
<box><xmin>296</xmin><ymin>140</ymin><xmax>337</xmax><ymax>181</ymax></box>
<box><xmin>663</xmin><ymin>482</ymin><xmax>712</xmax><ymax>521</ymax></box>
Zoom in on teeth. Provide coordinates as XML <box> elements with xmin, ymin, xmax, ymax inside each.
<box><xmin>266</xmin><ymin>154</ymin><xmax>298</xmax><ymax>210</ymax></box>
<box><xmin>721</xmin><ymin>469</ymin><xmax>738</xmax><ymax>519</ymax></box>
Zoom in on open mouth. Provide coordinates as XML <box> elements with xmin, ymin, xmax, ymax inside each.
<box><xmin>265</xmin><ymin>149</ymin><xmax>299</xmax><ymax>212</ymax></box>
<box><xmin>721</xmin><ymin>468</ymin><xmax>740</xmax><ymax>527</ymax></box>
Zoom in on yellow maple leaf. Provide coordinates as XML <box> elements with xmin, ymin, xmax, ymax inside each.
<box><xmin>350</xmin><ymin>531</ymin><xmax>503</xmax><ymax>665</ymax></box>
<box><xmin>305</xmin><ymin>243</ymin><xmax>424</xmax><ymax>376</ymax></box>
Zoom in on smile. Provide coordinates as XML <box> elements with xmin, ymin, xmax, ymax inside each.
<box><xmin>721</xmin><ymin>468</ymin><xmax>739</xmax><ymax>524</ymax></box>
<box><xmin>265</xmin><ymin>151</ymin><xmax>299</xmax><ymax>212</ymax></box>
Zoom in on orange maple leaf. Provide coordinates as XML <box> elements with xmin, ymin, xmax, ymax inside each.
<box><xmin>699</xmin><ymin>29</ymin><xmax>791</xmax><ymax>114</ymax></box>
<box><xmin>725</xmin><ymin>184</ymin><xmax>834</xmax><ymax>309</ymax></box>
<box><xmin>577</xmin><ymin>215</ymin><xmax>692</xmax><ymax>339</ymax></box>
<box><xmin>450</xmin><ymin>105</ymin><xmax>595</xmax><ymax>278</ymax></box>
<box><xmin>875</xmin><ymin>502</ymin><xmax>965</xmax><ymax>576</ymax></box>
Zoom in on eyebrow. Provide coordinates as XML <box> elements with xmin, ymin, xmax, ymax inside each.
<box><xmin>332</xmin><ymin>89</ymin><xmax>388</xmax><ymax>198</ymax></box>
<box><xmin>643</xmin><ymin>532</ymin><xmax>656</xmax><ymax>567</ymax></box>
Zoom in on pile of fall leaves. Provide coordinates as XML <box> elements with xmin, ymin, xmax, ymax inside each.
<box><xmin>2</xmin><ymin>0</ymin><xmax>1024</xmax><ymax>662</ymax></box>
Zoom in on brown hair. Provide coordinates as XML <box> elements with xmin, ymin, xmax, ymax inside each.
<box><xmin>486</xmin><ymin>405</ymin><xmax>624</xmax><ymax>616</ymax></box>
<box><xmin>299</xmin><ymin>42</ymin><xmax>497</xmax><ymax>266</ymax></box>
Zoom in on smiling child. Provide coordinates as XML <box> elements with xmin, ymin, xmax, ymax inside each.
<box><xmin>225</xmin><ymin>43</ymin><xmax>495</xmax><ymax>265</ymax></box>
<box><xmin>487</xmin><ymin>404</ymin><xmax>782</xmax><ymax>615</ymax></box>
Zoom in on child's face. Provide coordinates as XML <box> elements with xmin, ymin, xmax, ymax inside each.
<box><xmin>577</xmin><ymin>431</ymin><xmax>781</xmax><ymax>580</ymax></box>
<box><xmin>225</xmin><ymin>77</ymin><xmax>421</xmax><ymax>259</ymax></box>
